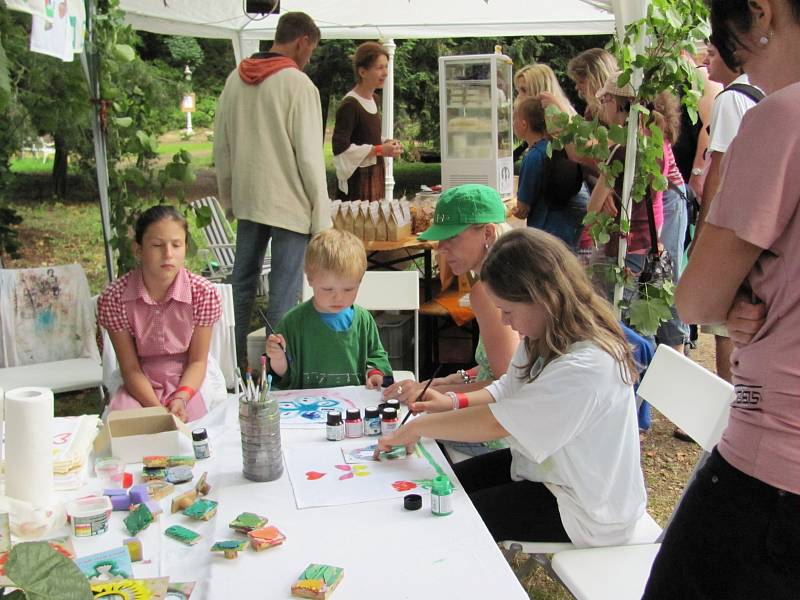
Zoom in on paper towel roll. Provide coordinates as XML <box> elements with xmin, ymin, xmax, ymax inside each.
<box><xmin>4</xmin><ymin>387</ymin><xmax>54</xmax><ymax>506</ymax></box>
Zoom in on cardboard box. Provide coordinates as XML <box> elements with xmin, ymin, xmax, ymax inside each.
<box><xmin>94</xmin><ymin>407</ymin><xmax>192</xmax><ymax>465</ymax></box>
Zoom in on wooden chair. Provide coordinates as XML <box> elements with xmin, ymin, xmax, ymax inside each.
<box><xmin>548</xmin><ymin>345</ymin><xmax>735</xmax><ymax>600</ymax></box>
<box><xmin>190</xmin><ymin>196</ymin><xmax>270</xmax><ymax>297</ymax></box>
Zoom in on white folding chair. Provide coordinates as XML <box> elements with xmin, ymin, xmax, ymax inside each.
<box><xmin>301</xmin><ymin>270</ymin><xmax>419</xmax><ymax>382</ymax></box>
<box><xmin>190</xmin><ymin>196</ymin><xmax>270</xmax><ymax>297</ymax></box>
<box><xmin>549</xmin><ymin>344</ymin><xmax>735</xmax><ymax>600</ymax></box>
<box><xmin>0</xmin><ymin>264</ymin><xmax>102</xmax><ymax>395</ymax></box>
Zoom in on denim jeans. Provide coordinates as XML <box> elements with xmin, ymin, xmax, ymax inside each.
<box><xmin>655</xmin><ymin>185</ymin><xmax>689</xmax><ymax>346</ymax></box>
<box><xmin>231</xmin><ymin>220</ymin><xmax>309</xmax><ymax>368</ymax></box>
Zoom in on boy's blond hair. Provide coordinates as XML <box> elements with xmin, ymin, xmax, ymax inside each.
<box><xmin>304</xmin><ymin>229</ymin><xmax>367</xmax><ymax>281</ymax></box>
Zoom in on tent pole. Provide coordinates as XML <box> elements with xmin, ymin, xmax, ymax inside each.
<box><xmin>81</xmin><ymin>0</ymin><xmax>115</xmax><ymax>283</ymax></box>
<box><xmin>380</xmin><ymin>38</ymin><xmax>396</xmax><ymax>200</ymax></box>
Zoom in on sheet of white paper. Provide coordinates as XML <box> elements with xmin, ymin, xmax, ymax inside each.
<box><xmin>284</xmin><ymin>440</ymin><xmax>444</xmax><ymax>509</ymax></box>
<box><xmin>341</xmin><ymin>441</ymin><xmax>411</xmax><ymax>464</ymax></box>
<box><xmin>274</xmin><ymin>386</ymin><xmax>381</xmax><ymax>429</ymax></box>
<box><xmin>30</xmin><ymin>3</ymin><xmax>73</xmax><ymax>62</ymax></box>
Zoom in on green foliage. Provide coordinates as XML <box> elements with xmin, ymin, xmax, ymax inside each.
<box><xmin>2</xmin><ymin>541</ymin><xmax>92</xmax><ymax>599</ymax></box>
<box><xmin>164</xmin><ymin>36</ymin><xmax>204</xmax><ymax>69</ymax></box>
<box><xmin>548</xmin><ymin>0</ymin><xmax>708</xmax><ymax>330</ymax></box>
<box><xmin>0</xmin><ymin>38</ymin><xmax>10</xmax><ymax>111</ymax></box>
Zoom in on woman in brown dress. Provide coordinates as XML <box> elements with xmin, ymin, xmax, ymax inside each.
<box><xmin>332</xmin><ymin>41</ymin><xmax>403</xmax><ymax>201</ymax></box>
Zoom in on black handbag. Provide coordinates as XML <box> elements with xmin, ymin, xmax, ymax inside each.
<box><xmin>638</xmin><ymin>191</ymin><xmax>674</xmax><ymax>289</ymax></box>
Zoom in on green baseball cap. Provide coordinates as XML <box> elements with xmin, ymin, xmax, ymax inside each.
<box><xmin>418</xmin><ymin>184</ymin><xmax>506</xmax><ymax>241</ymax></box>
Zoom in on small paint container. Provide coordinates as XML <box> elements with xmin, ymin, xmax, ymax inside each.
<box><xmin>380</xmin><ymin>407</ymin><xmax>399</xmax><ymax>436</ymax></box>
<box><xmin>344</xmin><ymin>409</ymin><xmax>362</xmax><ymax>438</ymax></box>
<box><xmin>94</xmin><ymin>457</ymin><xmax>124</xmax><ymax>487</ymax></box>
<box><xmin>363</xmin><ymin>407</ymin><xmax>381</xmax><ymax>436</ymax></box>
<box><xmin>386</xmin><ymin>399</ymin><xmax>401</xmax><ymax>415</ymax></box>
<box><xmin>326</xmin><ymin>410</ymin><xmax>345</xmax><ymax>441</ymax></box>
<box><xmin>192</xmin><ymin>428</ymin><xmax>211</xmax><ymax>459</ymax></box>
<box><xmin>431</xmin><ymin>475</ymin><xmax>454</xmax><ymax>516</ymax></box>
<box><xmin>67</xmin><ymin>496</ymin><xmax>113</xmax><ymax>537</ymax></box>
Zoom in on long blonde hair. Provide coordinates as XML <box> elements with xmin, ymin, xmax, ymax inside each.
<box><xmin>480</xmin><ymin>228</ymin><xmax>637</xmax><ymax>384</ymax></box>
<box><xmin>567</xmin><ymin>48</ymin><xmax>619</xmax><ymax>113</ymax></box>
<box><xmin>515</xmin><ymin>63</ymin><xmax>577</xmax><ymax>116</ymax></box>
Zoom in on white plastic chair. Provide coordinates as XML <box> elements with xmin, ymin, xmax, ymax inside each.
<box><xmin>0</xmin><ymin>265</ymin><xmax>102</xmax><ymax>394</ymax></box>
<box><xmin>549</xmin><ymin>344</ymin><xmax>735</xmax><ymax>600</ymax></box>
<box><xmin>301</xmin><ymin>270</ymin><xmax>419</xmax><ymax>382</ymax></box>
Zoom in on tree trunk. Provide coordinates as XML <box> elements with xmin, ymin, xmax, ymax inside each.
<box><xmin>52</xmin><ymin>133</ymin><xmax>68</xmax><ymax>198</ymax></box>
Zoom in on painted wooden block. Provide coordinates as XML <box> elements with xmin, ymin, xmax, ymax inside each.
<box><xmin>165</xmin><ymin>525</ymin><xmax>202</xmax><ymax>546</ymax></box>
<box><xmin>195</xmin><ymin>471</ymin><xmax>211</xmax><ymax>496</ymax></box>
<box><xmin>229</xmin><ymin>512</ymin><xmax>268</xmax><ymax>533</ymax></box>
<box><xmin>165</xmin><ymin>466</ymin><xmax>193</xmax><ymax>484</ymax></box>
<box><xmin>123</xmin><ymin>537</ymin><xmax>143</xmax><ymax>562</ymax></box>
<box><xmin>248</xmin><ymin>526</ymin><xmax>286</xmax><ymax>551</ymax></box>
<box><xmin>182</xmin><ymin>499</ymin><xmax>218</xmax><ymax>521</ymax></box>
<box><xmin>291</xmin><ymin>563</ymin><xmax>344</xmax><ymax>600</ymax></box>
<box><xmin>142</xmin><ymin>467</ymin><xmax>166</xmax><ymax>481</ymax></box>
<box><xmin>128</xmin><ymin>485</ymin><xmax>150</xmax><ymax>506</ymax></box>
<box><xmin>145</xmin><ymin>480</ymin><xmax>175</xmax><ymax>501</ymax></box>
<box><xmin>170</xmin><ymin>489</ymin><xmax>198</xmax><ymax>514</ymax></box>
<box><xmin>123</xmin><ymin>503</ymin><xmax>153</xmax><ymax>536</ymax></box>
<box><xmin>143</xmin><ymin>455</ymin><xmax>196</xmax><ymax>468</ymax></box>
<box><xmin>210</xmin><ymin>540</ymin><xmax>248</xmax><ymax>559</ymax></box>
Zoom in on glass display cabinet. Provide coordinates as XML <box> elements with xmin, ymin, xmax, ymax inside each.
<box><xmin>438</xmin><ymin>53</ymin><xmax>514</xmax><ymax>195</ymax></box>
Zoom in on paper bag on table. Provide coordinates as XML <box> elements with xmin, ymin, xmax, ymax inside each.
<box><xmin>353</xmin><ymin>201</ymin><xmax>367</xmax><ymax>240</ymax></box>
<box><xmin>387</xmin><ymin>200</ymin><xmax>412</xmax><ymax>241</ymax></box>
<box><xmin>334</xmin><ymin>201</ymin><xmax>349</xmax><ymax>231</ymax></box>
<box><xmin>348</xmin><ymin>201</ymin><xmax>361</xmax><ymax>235</ymax></box>
<box><xmin>364</xmin><ymin>202</ymin><xmax>379</xmax><ymax>241</ymax></box>
<box><xmin>377</xmin><ymin>201</ymin><xmax>390</xmax><ymax>241</ymax></box>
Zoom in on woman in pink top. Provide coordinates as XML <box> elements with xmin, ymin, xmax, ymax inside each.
<box><xmin>98</xmin><ymin>205</ymin><xmax>222</xmax><ymax>422</ymax></box>
<box><xmin>644</xmin><ymin>0</ymin><xmax>800</xmax><ymax>598</ymax></box>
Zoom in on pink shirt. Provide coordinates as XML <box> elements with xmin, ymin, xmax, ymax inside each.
<box><xmin>707</xmin><ymin>81</ymin><xmax>800</xmax><ymax>493</ymax></box>
<box><xmin>98</xmin><ymin>268</ymin><xmax>221</xmax><ymax>421</ymax></box>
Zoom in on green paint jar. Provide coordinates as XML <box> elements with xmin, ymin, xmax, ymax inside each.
<box><xmin>430</xmin><ymin>475</ymin><xmax>454</xmax><ymax>516</ymax></box>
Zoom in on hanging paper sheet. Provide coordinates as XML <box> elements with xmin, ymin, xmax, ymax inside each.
<box><xmin>30</xmin><ymin>1</ymin><xmax>74</xmax><ymax>62</ymax></box>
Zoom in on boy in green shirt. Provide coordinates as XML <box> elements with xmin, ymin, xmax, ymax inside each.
<box><xmin>266</xmin><ymin>229</ymin><xmax>392</xmax><ymax>389</ymax></box>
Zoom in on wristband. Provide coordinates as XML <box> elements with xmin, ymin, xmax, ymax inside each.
<box><xmin>374</xmin><ymin>144</ymin><xmax>383</xmax><ymax>157</ymax></box>
<box><xmin>446</xmin><ymin>392</ymin><xmax>458</xmax><ymax>411</ymax></box>
<box><xmin>174</xmin><ymin>386</ymin><xmax>195</xmax><ymax>399</ymax></box>
<box><xmin>456</xmin><ymin>392</ymin><xmax>469</xmax><ymax>410</ymax></box>
<box><xmin>367</xmin><ymin>368</ymin><xmax>383</xmax><ymax>379</ymax></box>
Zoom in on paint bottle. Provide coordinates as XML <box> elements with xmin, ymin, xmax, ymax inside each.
<box><xmin>326</xmin><ymin>410</ymin><xmax>345</xmax><ymax>441</ymax></box>
<box><xmin>431</xmin><ymin>475</ymin><xmax>454</xmax><ymax>516</ymax></box>
<box><xmin>386</xmin><ymin>399</ymin><xmax>401</xmax><ymax>415</ymax></box>
<box><xmin>345</xmin><ymin>409</ymin><xmax>363</xmax><ymax>438</ymax></box>
<box><xmin>192</xmin><ymin>428</ymin><xmax>211</xmax><ymax>460</ymax></box>
<box><xmin>380</xmin><ymin>407</ymin><xmax>399</xmax><ymax>436</ymax></box>
<box><xmin>363</xmin><ymin>407</ymin><xmax>382</xmax><ymax>436</ymax></box>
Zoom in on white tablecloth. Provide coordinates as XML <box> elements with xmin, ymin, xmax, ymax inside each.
<box><xmin>57</xmin><ymin>388</ymin><xmax>528</xmax><ymax>599</ymax></box>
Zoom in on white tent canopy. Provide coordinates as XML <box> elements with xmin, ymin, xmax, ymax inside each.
<box><xmin>122</xmin><ymin>1</ymin><xmax>618</xmax><ymax>43</ymax></box>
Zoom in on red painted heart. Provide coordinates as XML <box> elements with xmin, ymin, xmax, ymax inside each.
<box><xmin>305</xmin><ymin>471</ymin><xmax>326</xmax><ymax>480</ymax></box>
<box><xmin>392</xmin><ymin>480</ymin><xmax>417</xmax><ymax>492</ymax></box>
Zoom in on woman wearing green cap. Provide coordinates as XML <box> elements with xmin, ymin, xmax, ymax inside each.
<box><xmin>378</xmin><ymin>227</ymin><xmax>648</xmax><ymax>547</ymax></box>
<box><xmin>383</xmin><ymin>184</ymin><xmax>519</xmax><ymax>456</ymax></box>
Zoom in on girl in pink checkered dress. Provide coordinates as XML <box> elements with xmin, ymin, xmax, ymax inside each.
<box><xmin>98</xmin><ymin>205</ymin><xmax>223</xmax><ymax>422</ymax></box>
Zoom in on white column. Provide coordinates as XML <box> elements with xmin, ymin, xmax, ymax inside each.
<box><xmin>381</xmin><ymin>38</ymin><xmax>396</xmax><ymax>200</ymax></box>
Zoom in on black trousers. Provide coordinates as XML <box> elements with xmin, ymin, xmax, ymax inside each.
<box><xmin>643</xmin><ymin>448</ymin><xmax>800</xmax><ymax>599</ymax></box>
<box><xmin>452</xmin><ymin>448</ymin><xmax>570</xmax><ymax>543</ymax></box>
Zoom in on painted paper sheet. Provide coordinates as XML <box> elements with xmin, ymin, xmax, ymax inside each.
<box><xmin>284</xmin><ymin>440</ymin><xmax>448</xmax><ymax>509</ymax></box>
<box><xmin>30</xmin><ymin>1</ymin><xmax>73</xmax><ymax>62</ymax></box>
<box><xmin>274</xmin><ymin>387</ymin><xmax>380</xmax><ymax>429</ymax></box>
<box><xmin>4</xmin><ymin>0</ymin><xmax>49</xmax><ymax>19</ymax></box>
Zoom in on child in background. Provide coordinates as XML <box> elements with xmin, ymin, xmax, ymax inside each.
<box><xmin>266</xmin><ymin>229</ymin><xmax>392</xmax><ymax>389</ymax></box>
<box><xmin>98</xmin><ymin>205</ymin><xmax>226</xmax><ymax>422</ymax></box>
<box><xmin>512</xmin><ymin>96</ymin><xmax>587</xmax><ymax>249</ymax></box>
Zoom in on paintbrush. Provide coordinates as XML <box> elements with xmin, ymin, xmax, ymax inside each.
<box><xmin>400</xmin><ymin>364</ymin><xmax>441</xmax><ymax>426</ymax></box>
<box><xmin>258</xmin><ymin>308</ymin><xmax>293</xmax><ymax>365</ymax></box>
<box><xmin>375</xmin><ymin>365</ymin><xmax>441</xmax><ymax>461</ymax></box>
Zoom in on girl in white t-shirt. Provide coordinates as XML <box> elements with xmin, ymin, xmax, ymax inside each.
<box><xmin>378</xmin><ymin>228</ymin><xmax>648</xmax><ymax>546</ymax></box>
